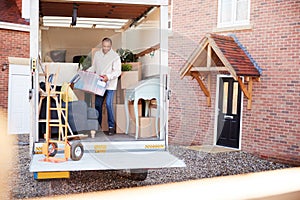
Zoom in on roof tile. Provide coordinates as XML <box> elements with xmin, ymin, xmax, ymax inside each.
<box><xmin>210</xmin><ymin>34</ymin><xmax>261</xmax><ymax>76</ymax></box>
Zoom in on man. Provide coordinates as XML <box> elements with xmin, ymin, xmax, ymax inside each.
<box><xmin>88</xmin><ymin>37</ymin><xmax>121</xmax><ymax>135</ymax></box>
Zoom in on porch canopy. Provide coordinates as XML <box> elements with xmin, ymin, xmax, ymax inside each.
<box><xmin>180</xmin><ymin>33</ymin><xmax>262</xmax><ymax>109</ymax></box>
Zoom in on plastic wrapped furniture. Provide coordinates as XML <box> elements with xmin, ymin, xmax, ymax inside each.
<box><xmin>68</xmin><ymin>100</ymin><xmax>99</xmax><ymax>133</ymax></box>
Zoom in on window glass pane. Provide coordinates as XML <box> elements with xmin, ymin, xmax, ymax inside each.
<box><xmin>236</xmin><ymin>0</ymin><xmax>249</xmax><ymax>21</ymax></box>
<box><xmin>220</xmin><ymin>0</ymin><xmax>233</xmax><ymax>23</ymax></box>
<box><xmin>222</xmin><ymin>82</ymin><xmax>229</xmax><ymax>114</ymax></box>
<box><xmin>232</xmin><ymin>82</ymin><xmax>239</xmax><ymax>115</ymax></box>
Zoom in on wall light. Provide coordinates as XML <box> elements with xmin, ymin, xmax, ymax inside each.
<box><xmin>2</xmin><ymin>63</ymin><xmax>8</xmax><ymax>71</ymax></box>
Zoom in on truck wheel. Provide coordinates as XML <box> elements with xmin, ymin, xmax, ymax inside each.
<box><xmin>70</xmin><ymin>141</ymin><xmax>84</xmax><ymax>161</ymax></box>
<box><xmin>130</xmin><ymin>169</ymin><xmax>148</xmax><ymax>181</ymax></box>
<box><xmin>48</xmin><ymin>142</ymin><xmax>57</xmax><ymax>157</ymax></box>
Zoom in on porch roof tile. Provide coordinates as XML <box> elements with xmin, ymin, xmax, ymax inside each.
<box><xmin>180</xmin><ymin>33</ymin><xmax>262</xmax><ymax>78</ymax></box>
<box><xmin>210</xmin><ymin>34</ymin><xmax>261</xmax><ymax>77</ymax></box>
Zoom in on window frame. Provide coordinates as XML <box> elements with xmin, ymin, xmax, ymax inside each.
<box><xmin>217</xmin><ymin>0</ymin><xmax>251</xmax><ymax>28</ymax></box>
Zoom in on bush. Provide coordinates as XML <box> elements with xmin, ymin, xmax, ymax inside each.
<box><xmin>117</xmin><ymin>48</ymin><xmax>137</xmax><ymax>63</ymax></box>
<box><xmin>79</xmin><ymin>55</ymin><xmax>91</xmax><ymax>71</ymax></box>
<box><xmin>121</xmin><ymin>63</ymin><xmax>132</xmax><ymax>71</ymax></box>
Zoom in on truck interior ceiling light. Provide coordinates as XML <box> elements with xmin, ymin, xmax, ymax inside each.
<box><xmin>43</xmin><ymin>16</ymin><xmax>128</xmax><ymax>29</ymax></box>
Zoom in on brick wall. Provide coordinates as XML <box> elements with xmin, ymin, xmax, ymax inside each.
<box><xmin>169</xmin><ymin>0</ymin><xmax>218</xmax><ymax>146</ymax></box>
<box><xmin>169</xmin><ymin>0</ymin><xmax>300</xmax><ymax>165</ymax></box>
<box><xmin>0</xmin><ymin>29</ymin><xmax>30</xmax><ymax>109</ymax></box>
<box><xmin>15</xmin><ymin>0</ymin><xmax>22</xmax><ymax>13</ymax></box>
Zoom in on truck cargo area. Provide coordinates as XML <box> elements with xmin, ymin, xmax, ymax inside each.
<box><xmin>35</xmin><ymin>0</ymin><xmax>167</xmax><ymax>144</ymax></box>
<box><xmin>24</xmin><ymin>0</ymin><xmax>185</xmax><ymax>176</ymax></box>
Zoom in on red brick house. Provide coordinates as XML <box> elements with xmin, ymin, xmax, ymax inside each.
<box><xmin>168</xmin><ymin>0</ymin><xmax>300</xmax><ymax>165</ymax></box>
<box><xmin>0</xmin><ymin>0</ymin><xmax>29</xmax><ymax>109</ymax></box>
<box><xmin>1</xmin><ymin>0</ymin><xmax>299</xmax><ymax>165</ymax></box>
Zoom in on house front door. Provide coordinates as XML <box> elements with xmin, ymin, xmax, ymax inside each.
<box><xmin>216</xmin><ymin>77</ymin><xmax>242</xmax><ymax>148</ymax></box>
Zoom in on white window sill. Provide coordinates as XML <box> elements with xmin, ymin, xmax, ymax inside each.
<box><xmin>213</xmin><ymin>24</ymin><xmax>253</xmax><ymax>33</ymax></box>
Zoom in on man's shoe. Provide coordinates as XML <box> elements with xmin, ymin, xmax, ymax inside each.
<box><xmin>108</xmin><ymin>127</ymin><xmax>115</xmax><ymax>136</ymax></box>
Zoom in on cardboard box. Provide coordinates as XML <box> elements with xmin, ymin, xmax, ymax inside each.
<box><xmin>120</xmin><ymin>62</ymin><xmax>142</xmax><ymax>89</ymax></box>
<box><xmin>115</xmin><ymin>79</ymin><xmax>125</xmax><ymax>104</ymax></box>
<box><xmin>150</xmin><ymin>107</ymin><xmax>158</xmax><ymax>117</ymax></box>
<box><xmin>101</xmin><ymin>107</ymin><xmax>108</xmax><ymax>131</ymax></box>
<box><xmin>138</xmin><ymin>117</ymin><xmax>158</xmax><ymax>138</ymax></box>
<box><xmin>116</xmin><ymin>103</ymin><xmax>142</xmax><ymax>134</ymax></box>
<box><xmin>129</xmin><ymin>62</ymin><xmax>142</xmax><ymax>76</ymax></box>
<box><xmin>120</xmin><ymin>71</ymin><xmax>141</xmax><ymax>89</ymax></box>
<box><xmin>101</xmin><ymin>103</ymin><xmax>117</xmax><ymax>132</ymax></box>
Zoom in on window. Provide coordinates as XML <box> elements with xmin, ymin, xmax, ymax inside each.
<box><xmin>218</xmin><ymin>0</ymin><xmax>250</xmax><ymax>28</ymax></box>
<box><xmin>232</xmin><ymin>82</ymin><xmax>239</xmax><ymax>115</ymax></box>
<box><xmin>222</xmin><ymin>82</ymin><xmax>229</xmax><ymax>114</ymax></box>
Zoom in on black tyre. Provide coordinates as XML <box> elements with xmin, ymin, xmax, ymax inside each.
<box><xmin>48</xmin><ymin>142</ymin><xmax>57</xmax><ymax>157</ymax></box>
<box><xmin>70</xmin><ymin>141</ymin><xmax>84</xmax><ymax>161</ymax></box>
<box><xmin>130</xmin><ymin>169</ymin><xmax>148</xmax><ymax>181</ymax></box>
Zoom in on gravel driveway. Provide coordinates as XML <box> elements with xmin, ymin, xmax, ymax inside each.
<box><xmin>5</xmin><ymin>136</ymin><xmax>290</xmax><ymax>199</ymax></box>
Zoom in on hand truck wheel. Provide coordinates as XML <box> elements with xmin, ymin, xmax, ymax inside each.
<box><xmin>70</xmin><ymin>141</ymin><xmax>84</xmax><ymax>161</ymax></box>
<box><xmin>48</xmin><ymin>142</ymin><xmax>58</xmax><ymax>157</ymax></box>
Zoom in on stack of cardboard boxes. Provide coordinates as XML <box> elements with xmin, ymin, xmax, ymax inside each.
<box><xmin>115</xmin><ymin>62</ymin><xmax>158</xmax><ymax>138</ymax></box>
<box><xmin>73</xmin><ymin>61</ymin><xmax>159</xmax><ymax>138</ymax></box>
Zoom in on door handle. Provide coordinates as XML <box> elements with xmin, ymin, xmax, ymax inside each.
<box><xmin>224</xmin><ymin>115</ymin><xmax>234</xmax><ymax>119</ymax></box>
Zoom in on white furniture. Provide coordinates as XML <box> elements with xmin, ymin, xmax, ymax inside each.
<box><xmin>124</xmin><ymin>77</ymin><xmax>160</xmax><ymax>139</ymax></box>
